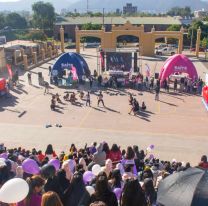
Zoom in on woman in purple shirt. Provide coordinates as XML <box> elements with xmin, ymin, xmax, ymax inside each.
<box><xmin>17</xmin><ymin>175</ymin><xmax>45</xmax><ymax>206</ymax></box>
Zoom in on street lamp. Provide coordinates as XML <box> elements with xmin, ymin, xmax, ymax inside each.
<box><xmin>190</xmin><ymin>27</ymin><xmax>193</xmax><ymax>50</ymax></box>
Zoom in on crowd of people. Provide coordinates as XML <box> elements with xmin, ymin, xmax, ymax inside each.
<box><xmin>0</xmin><ymin>142</ymin><xmax>207</xmax><ymax>206</ymax></box>
<box><xmin>50</xmin><ymin>90</ymin><xmax>106</xmax><ymax>111</ymax></box>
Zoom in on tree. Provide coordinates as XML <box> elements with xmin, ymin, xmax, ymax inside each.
<box><xmin>5</xmin><ymin>12</ymin><xmax>27</xmax><ymax>29</ymax></box>
<box><xmin>0</xmin><ymin>13</ymin><xmax>5</xmax><ymax>29</ymax></box>
<box><xmin>167</xmin><ymin>6</ymin><xmax>192</xmax><ymax>17</ymax></box>
<box><xmin>167</xmin><ymin>24</ymin><xmax>181</xmax><ymax>31</ymax></box>
<box><xmin>26</xmin><ymin>30</ymin><xmax>47</xmax><ymax>41</ymax></box>
<box><xmin>81</xmin><ymin>23</ymin><xmax>102</xmax><ymax>30</ymax></box>
<box><xmin>188</xmin><ymin>20</ymin><xmax>208</xmax><ymax>46</ymax></box>
<box><xmin>32</xmin><ymin>1</ymin><xmax>55</xmax><ymax>30</ymax></box>
<box><xmin>201</xmin><ymin>37</ymin><xmax>208</xmax><ymax>49</ymax></box>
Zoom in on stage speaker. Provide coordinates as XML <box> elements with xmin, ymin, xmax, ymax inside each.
<box><xmin>134</xmin><ymin>52</ymin><xmax>138</xmax><ymax>71</ymax></box>
<box><xmin>100</xmin><ymin>51</ymin><xmax>105</xmax><ymax>70</ymax></box>
<box><xmin>38</xmin><ymin>72</ymin><xmax>42</xmax><ymax>78</ymax></box>
<box><xmin>155</xmin><ymin>73</ymin><xmax>159</xmax><ymax>79</ymax></box>
<box><xmin>63</xmin><ymin>70</ymin><xmax>67</xmax><ymax>76</ymax></box>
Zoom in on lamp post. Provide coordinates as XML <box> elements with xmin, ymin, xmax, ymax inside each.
<box><xmin>190</xmin><ymin>27</ymin><xmax>193</xmax><ymax>51</ymax></box>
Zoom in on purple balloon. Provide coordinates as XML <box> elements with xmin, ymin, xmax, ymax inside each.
<box><xmin>22</xmin><ymin>158</ymin><xmax>40</xmax><ymax>175</ymax></box>
<box><xmin>83</xmin><ymin>171</ymin><xmax>95</xmax><ymax>183</ymax></box>
<box><xmin>150</xmin><ymin>144</ymin><xmax>155</xmax><ymax>150</ymax></box>
<box><xmin>0</xmin><ymin>153</ymin><xmax>8</xmax><ymax>159</ymax></box>
<box><xmin>149</xmin><ymin>154</ymin><xmax>154</xmax><ymax>159</ymax></box>
<box><xmin>49</xmin><ymin>159</ymin><xmax>60</xmax><ymax>171</ymax></box>
<box><xmin>113</xmin><ymin>188</ymin><xmax>122</xmax><ymax>200</ymax></box>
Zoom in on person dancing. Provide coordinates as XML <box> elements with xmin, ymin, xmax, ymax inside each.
<box><xmin>97</xmin><ymin>91</ymin><xmax>105</xmax><ymax>107</ymax></box>
<box><xmin>86</xmin><ymin>91</ymin><xmax>91</xmax><ymax>107</ymax></box>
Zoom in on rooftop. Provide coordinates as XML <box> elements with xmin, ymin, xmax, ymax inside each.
<box><xmin>55</xmin><ymin>16</ymin><xmax>182</xmax><ymax>26</ymax></box>
<box><xmin>1</xmin><ymin>40</ymin><xmax>38</xmax><ymax>49</ymax></box>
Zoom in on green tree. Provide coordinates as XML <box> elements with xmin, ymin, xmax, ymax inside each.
<box><xmin>201</xmin><ymin>37</ymin><xmax>208</xmax><ymax>49</ymax></box>
<box><xmin>32</xmin><ymin>1</ymin><xmax>55</xmax><ymax>30</ymax></box>
<box><xmin>81</xmin><ymin>23</ymin><xmax>102</xmax><ymax>30</ymax></box>
<box><xmin>167</xmin><ymin>24</ymin><xmax>181</xmax><ymax>31</ymax></box>
<box><xmin>5</xmin><ymin>12</ymin><xmax>27</xmax><ymax>29</ymax></box>
<box><xmin>167</xmin><ymin>6</ymin><xmax>192</xmax><ymax>17</ymax></box>
<box><xmin>188</xmin><ymin>20</ymin><xmax>208</xmax><ymax>46</ymax></box>
<box><xmin>0</xmin><ymin>13</ymin><xmax>5</xmax><ymax>29</ymax></box>
<box><xmin>26</xmin><ymin>30</ymin><xmax>47</xmax><ymax>41</ymax></box>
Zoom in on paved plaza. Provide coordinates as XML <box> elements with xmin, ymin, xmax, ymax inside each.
<box><xmin>0</xmin><ymin>49</ymin><xmax>208</xmax><ymax>165</ymax></box>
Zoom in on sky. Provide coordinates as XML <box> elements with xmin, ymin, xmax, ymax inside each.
<box><xmin>0</xmin><ymin>0</ymin><xmax>20</xmax><ymax>1</ymax></box>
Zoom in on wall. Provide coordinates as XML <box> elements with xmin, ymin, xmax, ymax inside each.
<box><xmin>0</xmin><ymin>48</ymin><xmax>6</xmax><ymax>72</ymax></box>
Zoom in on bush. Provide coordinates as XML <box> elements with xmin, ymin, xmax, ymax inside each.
<box><xmin>26</xmin><ymin>30</ymin><xmax>47</xmax><ymax>41</ymax></box>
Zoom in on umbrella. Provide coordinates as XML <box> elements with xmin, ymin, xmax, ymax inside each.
<box><xmin>157</xmin><ymin>168</ymin><xmax>208</xmax><ymax>206</ymax></box>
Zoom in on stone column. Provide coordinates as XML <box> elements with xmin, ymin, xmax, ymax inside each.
<box><xmin>60</xmin><ymin>26</ymin><xmax>65</xmax><ymax>53</ymax></box>
<box><xmin>48</xmin><ymin>46</ymin><xmax>53</xmax><ymax>58</ymax></box>
<box><xmin>30</xmin><ymin>47</ymin><xmax>33</xmax><ymax>56</ymax></box>
<box><xmin>55</xmin><ymin>46</ymin><xmax>58</xmax><ymax>57</ymax></box>
<box><xmin>52</xmin><ymin>40</ymin><xmax>55</xmax><ymax>50</ymax></box>
<box><xmin>43</xmin><ymin>43</ymin><xmax>48</xmax><ymax>57</ymax></box>
<box><xmin>75</xmin><ymin>26</ymin><xmax>80</xmax><ymax>53</ymax></box>
<box><xmin>20</xmin><ymin>48</ymin><xmax>25</xmax><ymax>61</ymax></box>
<box><xmin>32</xmin><ymin>52</ymin><xmax>37</xmax><ymax>64</ymax></box>
<box><xmin>196</xmin><ymin>27</ymin><xmax>201</xmax><ymax>58</ymax></box>
<box><xmin>178</xmin><ymin>27</ymin><xmax>184</xmax><ymax>54</ymax></box>
<box><xmin>23</xmin><ymin>55</ymin><xmax>28</xmax><ymax>70</ymax></box>
<box><xmin>14</xmin><ymin>50</ymin><xmax>17</xmax><ymax>65</ymax></box>
<box><xmin>41</xmin><ymin>49</ymin><xmax>45</xmax><ymax>60</ymax></box>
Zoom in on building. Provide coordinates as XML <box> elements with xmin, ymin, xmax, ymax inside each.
<box><xmin>54</xmin><ymin>16</ymin><xmax>182</xmax><ymax>42</ymax></box>
<box><xmin>194</xmin><ymin>9</ymin><xmax>208</xmax><ymax>18</ymax></box>
<box><xmin>123</xmin><ymin>3</ymin><xmax>137</xmax><ymax>15</ymax></box>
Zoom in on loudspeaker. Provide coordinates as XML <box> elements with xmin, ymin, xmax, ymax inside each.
<box><xmin>134</xmin><ymin>52</ymin><xmax>137</xmax><ymax>71</ymax></box>
<box><xmin>38</xmin><ymin>72</ymin><xmax>42</xmax><ymax>78</ymax></box>
<box><xmin>63</xmin><ymin>70</ymin><xmax>67</xmax><ymax>76</ymax></box>
<box><xmin>155</xmin><ymin>73</ymin><xmax>159</xmax><ymax>79</ymax></box>
<box><xmin>100</xmin><ymin>51</ymin><xmax>105</xmax><ymax>70</ymax></box>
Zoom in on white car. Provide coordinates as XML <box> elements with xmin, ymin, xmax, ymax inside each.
<box><xmin>156</xmin><ymin>47</ymin><xmax>176</xmax><ymax>56</ymax></box>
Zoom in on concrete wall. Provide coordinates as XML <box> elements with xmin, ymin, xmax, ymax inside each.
<box><xmin>54</xmin><ymin>24</ymin><xmax>171</xmax><ymax>42</ymax></box>
<box><xmin>0</xmin><ymin>48</ymin><xmax>6</xmax><ymax>72</ymax></box>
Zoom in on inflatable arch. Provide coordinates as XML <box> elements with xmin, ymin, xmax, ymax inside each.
<box><xmin>159</xmin><ymin>54</ymin><xmax>198</xmax><ymax>83</ymax></box>
<box><xmin>52</xmin><ymin>52</ymin><xmax>90</xmax><ymax>79</ymax></box>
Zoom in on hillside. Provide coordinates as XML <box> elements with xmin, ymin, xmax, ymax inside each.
<box><xmin>0</xmin><ymin>0</ymin><xmax>77</xmax><ymax>12</ymax></box>
<box><xmin>71</xmin><ymin>0</ymin><xmax>208</xmax><ymax>13</ymax></box>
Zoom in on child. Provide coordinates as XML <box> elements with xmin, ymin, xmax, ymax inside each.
<box><xmin>141</xmin><ymin>101</ymin><xmax>146</xmax><ymax>111</ymax></box>
<box><xmin>86</xmin><ymin>91</ymin><xmax>91</xmax><ymax>107</ymax></box>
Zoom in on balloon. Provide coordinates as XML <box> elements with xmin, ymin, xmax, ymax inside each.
<box><xmin>92</xmin><ymin>164</ymin><xmax>101</xmax><ymax>176</ymax></box>
<box><xmin>68</xmin><ymin>159</ymin><xmax>76</xmax><ymax>173</ymax></box>
<box><xmin>0</xmin><ymin>178</ymin><xmax>29</xmax><ymax>203</ymax></box>
<box><xmin>0</xmin><ymin>158</ymin><xmax>6</xmax><ymax>162</ymax></box>
<box><xmin>181</xmin><ymin>162</ymin><xmax>186</xmax><ymax>167</ymax></box>
<box><xmin>40</xmin><ymin>164</ymin><xmax>56</xmax><ymax>179</ymax></box>
<box><xmin>0</xmin><ymin>159</ymin><xmax>6</xmax><ymax>167</ymax></box>
<box><xmin>172</xmin><ymin>159</ymin><xmax>177</xmax><ymax>163</ymax></box>
<box><xmin>149</xmin><ymin>144</ymin><xmax>155</xmax><ymax>150</ymax></box>
<box><xmin>83</xmin><ymin>171</ymin><xmax>95</xmax><ymax>183</ymax></box>
<box><xmin>48</xmin><ymin>159</ymin><xmax>60</xmax><ymax>171</ymax></box>
<box><xmin>0</xmin><ymin>153</ymin><xmax>8</xmax><ymax>159</ymax></box>
<box><xmin>22</xmin><ymin>158</ymin><xmax>40</xmax><ymax>175</ymax></box>
<box><xmin>86</xmin><ymin>186</ymin><xmax>95</xmax><ymax>196</ymax></box>
<box><xmin>149</xmin><ymin>154</ymin><xmax>154</xmax><ymax>159</ymax></box>
<box><xmin>113</xmin><ymin>188</ymin><xmax>122</xmax><ymax>200</ymax></box>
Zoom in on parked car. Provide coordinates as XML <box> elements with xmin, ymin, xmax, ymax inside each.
<box><xmin>155</xmin><ymin>43</ymin><xmax>168</xmax><ymax>50</ymax></box>
<box><xmin>155</xmin><ymin>47</ymin><xmax>176</xmax><ymax>56</ymax></box>
<box><xmin>190</xmin><ymin>47</ymin><xmax>205</xmax><ymax>52</ymax></box>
